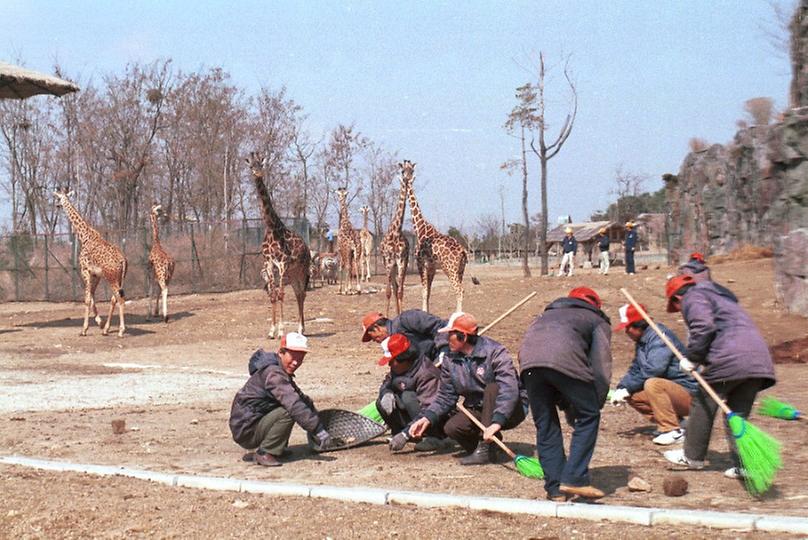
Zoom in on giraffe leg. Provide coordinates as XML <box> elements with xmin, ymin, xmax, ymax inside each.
<box><xmin>161</xmin><ymin>283</ymin><xmax>169</xmax><ymax>323</ymax></box>
<box><xmin>396</xmin><ymin>258</ymin><xmax>407</xmax><ymax>316</ymax></box>
<box><xmin>425</xmin><ymin>265</ymin><xmax>436</xmax><ymax>313</ymax></box>
<box><xmin>80</xmin><ymin>270</ymin><xmax>95</xmax><ymax>336</ymax></box>
<box><xmin>385</xmin><ymin>263</ymin><xmax>395</xmax><ymax>316</ymax></box>
<box><xmin>102</xmin><ymin>291</ymin><xmax>116</xmax><ymax>336</ymax></box>
<box><xmin>353</xmin><ymin>252</ymin><xmax>362</xmax><ymax>294</ymax></box>
<box><xmin>276</xmin><ymin>266</ymin><xmax>286</xmax><ymax>338</ymax></box>
<box><xmin>454</xmin><ymin>256</ymin><xmax>467</xmax><ymax>313</ymax></box>
<box><xmin>146</xmin><ymin>270</ymin><xmax>155</xmax><ymax>319</ymax></box>
<box><xmin>88</xmin><ymin>274</ymin><xmax>102</xmax><ymax>327</ymax></box>
<box><xmin>264</xmin><ymin>264</ymin><xmax>278</xmax><ymax>339</ymax></box>
<box><xmin>291</xmin><ymin>275</ymin><xmax>306</xmax><ymax>335</ymax></box>
<box><xmin>116</xmin><ymin>288</ymin><xmax>126</xmax><ymax>338</ymax></box>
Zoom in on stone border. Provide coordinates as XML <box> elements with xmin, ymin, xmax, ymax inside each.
<box><xmin>2</xmin><ymin>455</ymin><xmax>807</xmax><ymax>534</ymax></box>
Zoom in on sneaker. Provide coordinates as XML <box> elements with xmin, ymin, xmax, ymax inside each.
<box><xmin>664</xmin><ymin>448</ymin><xmax>704</xmax><ymax>470</ymax></box>
<box><xmin>653</xmin><ymin>428</ymin><xmax>685</xmax><ymax>446</ymax></box>
<box><xmin>724</xmin><ymin>467</ymin><xmax>745</xmax><ymax>479</ymax></box>
<box><xmin>559</xmin><ymin>484</ymin><xmax>605</xmax><ymax>500</ymax></box>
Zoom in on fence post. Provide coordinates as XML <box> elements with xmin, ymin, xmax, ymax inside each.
<box><xmin>44</xmin><ymin>233</ymin><xmax>49</xmax><ymax>301</ymax></box>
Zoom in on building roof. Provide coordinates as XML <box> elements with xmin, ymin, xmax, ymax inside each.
<box><xmin>547</xmin><ymin>221</ymin><xmax>619</xmax><ymax>242</ymax></box>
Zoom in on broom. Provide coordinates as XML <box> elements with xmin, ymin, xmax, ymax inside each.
<box><xmin>620</xmin><ymin>288</ymin><xmax>782</xmax><ymax>496</ymax></box>
<box><xmin>356</xmin><ymin>291</ymin><xmax>538</xmax><ymax>423</ymax></box>
<box><xmin>456</xmin><ymin>401</ymin><xmax>544</xmax><ymax>479</ymax></box>
<box><xmin>758</xmin><ymin>395</ymin><xmax>803</xmax><ymax>421</ymax></box>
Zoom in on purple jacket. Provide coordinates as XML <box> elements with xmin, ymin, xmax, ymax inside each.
<box><xmin>518</xmin><ymin>298</ymin><xmax>613</xmax><ymax>405</ymax></box>
<box><xmin>681</xmin><ymin>282</ymin><xmax>775</xmax><ymax>386</ymax></box>
<box><xmin>378</xmin><ymin>354</ymin><xmax>441</xmax><ymax>408</ymax></box>
<box><xmin>229</xmin><ymin>350</ymin><xmax>324</xmax><ymax>448</ymax></box>
<box><xmin>421</xmin><ymin>336</ymin><xmax>526</xmax><ymax>427</ymax></box>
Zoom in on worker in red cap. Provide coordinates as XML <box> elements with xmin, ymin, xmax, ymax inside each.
<box><xmin>676</xmin><ymin>251</ymin><xmax>712</xmax><ymax>283</ymax></box>
<box><xmin>407</xmin><ymin>312</ymin><xmax>527</xmax><ymax>465</ymax></box>
<box><xmin>610</xmin><ymin>303</ymin><xmax>696</xmax><ymax>445</ymax></box>
<box><xmin>360</xmin><ymin>309</ymin><xmax>448</xmax><ymax>361</ymax></box>
<box><xmin>518</xmin><ymin>287</ymin><xmax>612</xmax><ymax>501</ymax></box>
<box><xmin>662</xmin><ymin>275</ymin><xmax>776</xmax><ymax>480</ymax></box>
<box><xmin>376</xmin><ymin>333</ymin><xmax>443</xmax><ymax>452</ymax></box>
<box><xmin>229</xmin><ymin>333</ymin><xmax>334</xmax><ymax>467</ymax></box>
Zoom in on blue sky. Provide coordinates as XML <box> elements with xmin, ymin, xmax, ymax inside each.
<box><xmin>1</xmin><ymin>1</ymin><xmax>793</xmax><ymax>231</ymax></box>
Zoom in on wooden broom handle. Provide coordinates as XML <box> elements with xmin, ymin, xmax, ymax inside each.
<box><xmin>455</xmin><ymin>401</ymin><xmax>516</xmax><ymax>459</ymax></box>
<box><xmin>619</xmin><ymin>288</ymin><xmax>731</xmax><ymax>415</ymax></box>
<box><xmin>479</xmin><ymin>291</ymin><xmax>538</xmax><ymax>336</ymax></box>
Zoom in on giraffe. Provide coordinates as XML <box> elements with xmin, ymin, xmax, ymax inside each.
<box><xmin>147</xmin><ymin>203</ymin><xmax>175</xmax><ymax>323</ymax></box>
<box><xmin>359</xmin><ymin>205</ymin><xmax>374</xmax><ymax>282</ymax></box>
<box><xmin>380</xmin><ymin>164</ymin><xmax>411</xmax><ymax>316</ymax></box>
<box><xmin>335</xmin><ymin>187</ymin><xmax>362</xmax><ymax>295</ymax></box>
<box><xmin>53</xmin><ymin>188</ymin><xmax>128</xmax><ymax>337</ymax></box>
<box><xmin>401</xmin><ymin>161</ymin><xmax>467</xmax><ymax>313</ymax></box>
<box><xmin>246</xmin><ymin>152</ymin><xmax>311</xmax><ymax>338</ymax></box>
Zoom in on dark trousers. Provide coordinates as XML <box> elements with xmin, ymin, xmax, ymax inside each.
<box><xmin>443</xmin><ymin>382</ymin><xmax>526</xmax><ymax>452</ymax></box>
<box><xmin>522</xmin><ymin>367</ymin><xmax>601</xmax><ymax>496</ymax></box>
<box><xmin>377</xmin><ymin>390</ymin><xmax>423</xmax><ymax>435</ymax></box>
<box><xmin>625</xmin><ymin>248</ymin><xmax>635</xmax><ymax>273</ymax></box>
<box><xmin>684</xmin><ymin>378</ymin><xmax>764</xmax><ymax>467</ymax></box>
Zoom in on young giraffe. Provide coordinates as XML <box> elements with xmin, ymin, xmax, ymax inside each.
<box><xmin>53</xmin><ymin>188</ymin><xmax>128</xmax><ymax>337</ymax></box>
<box><xmin>246</xmin><ymin>152</ymin><xmax>311</xmax><ymax>338</ymax></box>
<box><xmin>335</xmin><ymin>187</ymin><xmax>362</xmax><ymax>295</ymax></box>
<box><xmin>359</xmin><ymin>205</ymin><xmax>374</xmax><ymax>282</ymax></box>
<box><xmin>147</xmin><ymin>203</ymin><xmax>175</xmax><ymax>323</ymax></box>
<box><xmin>380</xmin><ymin>164</ymin><xmax>411</xmax><ymax>316</ymax></box>
<box><xmin>401</xmin><ymin>161</ymin><xmax>467</xmax><ymax>313</ymax></box>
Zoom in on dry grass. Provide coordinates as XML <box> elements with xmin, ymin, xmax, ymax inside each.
<box><xmin>711</xmin><ymin>244</ymin><xmax>773</xmax><ymax>263</ymax></box>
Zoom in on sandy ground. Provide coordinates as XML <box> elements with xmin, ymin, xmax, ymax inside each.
<box><xmin>1</xmin><ymin>258</ymin><xmax>807</xmax><ymax>538</ymax></box>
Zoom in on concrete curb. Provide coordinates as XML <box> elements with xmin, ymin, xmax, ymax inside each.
<box><xmin>3</xmin><ymin>455</ymin><xmax>808</xmax><ymax>534</ymax></box>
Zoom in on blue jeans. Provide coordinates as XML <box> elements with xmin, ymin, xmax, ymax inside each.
<box><xmin>522</xmin><ymin>368</ymin><xmax>601</xmax><ymax>496</ymax></box>
<box><xmin>625</xmin><ymin>248</ymin><xmax>635</xmax><ymax>273</ymax></box>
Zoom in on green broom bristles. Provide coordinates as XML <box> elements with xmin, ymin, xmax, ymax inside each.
<box><xmin>758</xmin><ymin>396</ymin><xmax>801</xmax><ymax>421</ymax></box>
<box><xmin>356</xmin><ymin>401</ymin><xmax>385</xmax><ymax>425</ymax></box>
<box><xmin>514</xmin><ymin>455</ymin><xmax>544</xmax><ymax>479</ymax></box>
<box><xmin>727</xmin><ymin>412</ymin><xmax>782</xmax><ymax>496</ymax></box>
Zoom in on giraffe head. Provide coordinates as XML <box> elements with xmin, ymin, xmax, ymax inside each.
<box><xmin>335</xmin><ymin>186</ymin><xmax>348</xmax><ymax>206</ymax></box>
<box><xmin>245</xmin><ymin>151</ymin><xmax>266</xmax><ymax>178</ymax></box>
<box><xmin>151</xmin><ymin>203</ymin><xmax>165</xmax><ymax>219</ymax></box>
<box><xmin>360</xmin><ymin>205</ymin><xmax>369</xmax><ymax>219</ymax></box>
<box><xmin>399</xmin><ymin>160</ymin><xmax>416</xmax><ymax>187</ymax></box>
<box><xmin>53</xmin><ymin>187</ymin><xmax>75</xmax><ymax>208</ymax></box>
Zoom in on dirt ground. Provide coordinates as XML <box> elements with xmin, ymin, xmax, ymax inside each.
<box><xmin>1</xmin><ymin>258</ymin><xmax>807</xmax><ymax>538</ymax></box>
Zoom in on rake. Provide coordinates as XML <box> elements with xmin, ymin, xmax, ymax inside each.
<box><xmin>620</xmin><ymin>288</ymin><xmax>782</xmax><ymax>496</ymax></box>
<box><xmin>456</xmin><ymin>401</ymin><xmax>544</xmax><ymax>479</ymax></box>
<box><xmin>758</xmin><ymin>395</ymin><xmax>803</xmax><ymax>421</ymax></box>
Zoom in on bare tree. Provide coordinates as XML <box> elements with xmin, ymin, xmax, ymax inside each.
<box><xmin>610</xmin><ymin>164</ymin><xmax>650</xmax><ymax>224</ymax></box>
<box><xmin>363</xmin><ymin>141</ymin><xmax>398</xmax><ymax>240</ymax></box>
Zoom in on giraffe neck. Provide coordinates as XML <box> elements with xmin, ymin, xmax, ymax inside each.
<box><xmin>389</xmin><ymin>179</ymin><xmax>408</xmax><ymax>234</ymax></box>
<box><xmin>252</xmin><ymin>172</ymin><xmax>286</xmax><ymax>238</ymax></box>
<box><xmin>407</xmin><ymin>183</ymin><xmax>439</xmax><ymax>240</ymax></box>
<box><xmin>150</xmin><ymin>212</ymin><xmax>161</xmax><ymax>246</ymax></box>
<box><xmin>339</xmin><ymin>198</ymin><xmax>352</xmax><ymax>232</ymax></box>
<box><xmin>61</xmin><ymin>199</ymin><xmax>100</xmax><ymax>245</ymax></box>
<box><xmin>362</xmin><ymin>210</ymin><xmax>370</xmax><ymax>230</ymax></box>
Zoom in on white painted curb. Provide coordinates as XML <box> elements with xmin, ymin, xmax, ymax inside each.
<box><xmin>3</xmin><ymin>455</ymin><xmax>808</xmax><ymax>533</ymax></box>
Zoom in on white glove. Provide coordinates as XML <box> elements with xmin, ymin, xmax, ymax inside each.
<box><xmin>610</xmin><ymin>388</ymin><xmax>630</xmax><ymax>405</ymax></box>
<box><xmin>379</xmin><ymin>392</ymin><xmax>395</xmax><ymax>415</ymax></box>
<box><xmin>679</xmin><ymin>357</ymin><xmax>696</xmax><ymax>373</ymax></box>
<box><xmin>389</xmin><ymin>431</ymin><xmax>410</xmax><ymax>452</ymax></box>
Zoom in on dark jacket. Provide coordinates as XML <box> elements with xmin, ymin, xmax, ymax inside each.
<box><xmin>422</xmin><ymin>336</ymin><xmax>526</xmax><ymax>427</ymax></box>
<box><xmin>518</xmin><ymin>297</ymin><xmax>613</xmax><ymax>405</ymax></box>
<box><xmin>378</xmin><ymin>354</ymin><xmax>441</xmax><ymax>408</ymax></box>
<box><xmin>677</xmin><ymin>259</ymin><xmax>711</xmax><ymax>283</ymax></box>
<box><xmin>562</xmin><ymin>236</ymin><xmax>578</xmax><ymax>254</ymax></box>
<box><xmin>617</xmin><ymin>324</ymin><xmax>698</xmax><ymax>394</ymax></box>
<box><xmin>597</xmin><ymin>233</ymin><xmax>609</xmax><ymax>251</ymax></box>
<box><xmin>681</xmin><ymin>282</ymin><xmax>775</xmax><ymax>387</ymax></box>
<box><xmin>229</xmin><ymin>349</ymin><xmax>323</xmax><ymax>448</ymax></box>
<box><xmin>387</xmin><ymin>309</ymin><xmax>448</xmax><ymax>360</ymax></box>
<box><xmin>625</xmin><ymin>230</ymin><xmax>638</xmax><ymax>250</ymax></box>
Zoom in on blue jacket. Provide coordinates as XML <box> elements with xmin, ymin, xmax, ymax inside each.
<box><xmin>421</xmin><ymin>336</ymin><xmax>527</xmax><ymax>428</ymax></box>
<box><xmin>387</xmin><ymin>309</ymin><xmax>448</xmax><ymax>360</ymax></box>
<box><xmin>597</xmin><ymin>233</ymin><xmax>609</xmax><ymax>251</ymax></box>
<box><xmin>625</xmin><ymin>230</ymin><xmax>638</xmax><ymax>250</ymax></box>
<box><xmin>681</xmin><ymin>282</ymin><xmax>775</xmax><ymax>387</ymax></box>
<box><xmin>562</xmin><ymin>236</ymin><xmax>577</xmax><ymax>254</ymax></box>
<box><xmin>617</xmin><ymin>324</ymin><xmax>698</xmax><ymax>394</ymax></box>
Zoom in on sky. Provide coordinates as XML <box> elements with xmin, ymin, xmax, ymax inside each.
<box><xmin>0</xmin><ymin>1</ymin><xmax>794</xmax><ymax>232</ymax></box>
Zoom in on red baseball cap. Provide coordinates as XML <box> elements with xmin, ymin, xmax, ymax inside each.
<box><xmin>614</xmin><ymin>303</ymin><xmax>648</xmax><ymax>332</ymax></box>
<box><xmin>666</xmin><ymin>274</ymin><xmax>696</xmax><ymax>312</ymax></box>
<box><xmin>378</xmin><ymin>333</ymin><xmax>411</xmax><ymax>366</ymax></box>
<box><xmin>689</xmin><ymin>252</ymin><xmax>706</xmax><ymax>263</ymax></box>
<box><xmin>361</xmin><ymin>311</ymin><xmax>384</xmax><ymax>342</ymax></box>
<box><xmin>437</xmin><ymin>312</ymin><xmax>479</xmax><ymax>335</ymax></box>
<box><xmin>568</xmin><ymin>287</ymin><xmax>602</xmax><ymax>309</ymax></box>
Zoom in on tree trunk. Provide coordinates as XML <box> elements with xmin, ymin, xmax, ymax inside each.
<box><xmin>520</xmin><ymin>125</ymin><xmax>531</xmax><ymax>277</ymax></box>
<box><xmin>540</xmin><ymin>156</ymin><xmax>549</xmax><ymax>275</ymax></box>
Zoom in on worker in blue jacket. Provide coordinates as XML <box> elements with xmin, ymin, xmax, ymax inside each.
<box><xmin>624</xmin><ymin>221</ymin><xmax>638</xmax><ymax>274</ymax></box>
<box><xmin>557</xmin><ymin>227</ymin><xmax>577</xmax><ymax>277</ymax></box>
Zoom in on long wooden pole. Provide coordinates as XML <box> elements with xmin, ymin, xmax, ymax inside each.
<box><xmin>456</xmin><ymin>401</ymin><xmax>516</xmax><ymax>459</ymax></box>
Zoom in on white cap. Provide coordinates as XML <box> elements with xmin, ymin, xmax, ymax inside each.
<box><xmin>281</xmin><ymin>332</ymin><xmax>309</xmax><ymax>352</ymax></box>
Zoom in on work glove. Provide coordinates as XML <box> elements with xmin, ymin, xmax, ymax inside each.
<box><xmin>379</xmin><ymin>392</ymin><xmax>396</xmax><ymax>415</ymax></box>
<box><xmin>389</xmin><ymin>431</ymin><xmax>411</xmax><ymax>452</ymax></box>
<box><xmin>313</xmin><ymin>429</ymin><xmax>333</xmax><ymax>451</ymax></box>
<box><xmin>679</xmin><ymin>357</ymin><xmax>696</xmax><ymax>373</ymax></box>
<box><xmin>610</xmin><ymin>388</ymin><xmax>630</xmax><ymax>405</ymax></box>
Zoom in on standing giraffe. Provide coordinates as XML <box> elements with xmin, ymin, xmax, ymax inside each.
<box><xmin>359</xmin><ymin>205</ymin><xmax>374</xmax><ymax>282</ymax></box>
<box><xmin>380</xmin><ymin>164</ymin><xmax>411</xmax><ymax>316</ymax></box>
<box><xmin>246</xmin><ymin>152</ymin><xmax>311</xmax><ymax>338</ymax></box>
<box><xmin>147</xmin><ymin>203</ymin><xmax>175</xmax><ymax>323</ymax></box>
<box><xmin>53</xmin><ymin>188</ymin><xmax>128</xmax><ymax>337</ymax></box>
<box><xmin>335</xmin><ymin>187</ymin><xmax>362</xmax><ymax>295</ymax></box>
<box><xmin>401</xmin><ymin>161</ymin><xmax>467</xmax><ymax>313</ymax></box>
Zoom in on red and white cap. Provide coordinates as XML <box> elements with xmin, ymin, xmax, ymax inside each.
<box><xmin>378</xmin><ymin>333</ymin><xmax>410</xmax><ymax>366</ymax></box>
<box><xmin>280</xmin><ymin>332</ymin><xmax>310</xmax><ymax>352</ymax></box>
<box><xmin>614</xmin><ymin>303</ymin><xmax>648</xmax><ymax>332</ymax></box>
<box><xmin>437</xmin><ymin>312</ymin><xmax>479</xmax><ymax>335</ymax></box>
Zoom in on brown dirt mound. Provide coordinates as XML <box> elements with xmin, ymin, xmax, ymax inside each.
<box><xmin>711</xmin><ymin>245</ymin><xmax>773</xmax><ymax>264</ymax></box>
<box><xmin>771</xmin><ymin>336</ymin><xmax>808</xmax><ymax>364</ymax></box>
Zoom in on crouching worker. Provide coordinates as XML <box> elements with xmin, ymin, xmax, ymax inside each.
<box><xmin>611</xmin><ymin>303</ymin><xmax>697</xmax><ymax>445</ymax></box>
<box><xmin>406</xmin><ymin>312</ymin><xmax>527</xmax><ymax>465</ymax></box>
<box><xmin>361</xmin><ymin>309</ymin><xmax>448</xmax><ymax>361</ymax></box>
<box><xmin>376</xmin><ymin>333</ymin><xmax>443</xmax><ymax>451</ymax></box>
<box><xmin>229</xmin><ymin>332</ymin><xmax>333</xmax><ymax>467</ymax></box>
<box><xmin>677</xmin><ymin>252</ymin><xmax>711</xmax><ymax>283</ymax></box>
